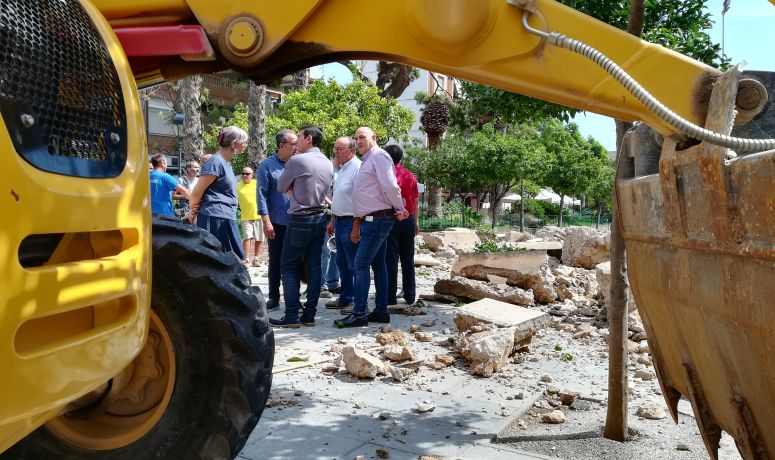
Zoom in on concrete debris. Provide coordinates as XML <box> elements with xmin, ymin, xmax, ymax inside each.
<box><xmin>559</xmin><ymin>391</ymin><xmax>579</xmax><ymax>406</ymax></box>
<box><xmin>376</xmin><ymin>447</ymin><xmax>390</xmax><ymax>458</ymax></box>
<box><xmin>422</xmin><ymin>228</ymin><xmax>480</xmax><ymax>253</ymax></box>
<box><xmin>414</xmin><ymin>332</ymin><xmax>433</xmax><ymax>342</ymax></box>
<box><xmin>636</xmin><ymin>403</ymin><xmax>667</xmax><ymax>420</ymax></box>
<box><xmin>389</xmin><ymin>365</ymin><xmax>415</xmax><ymax>382</ymax></box>
<box><xmin>415</xmin><ymin>400</ymin><xmax>436</xmax><ymax>413</ymax></box>
<box><xmin>414</xmin><ymin>255</ymin><xmax>442</xmax><ymax>267</ymax></box>
<box><xmin>452</xmin><ymin>298</ymin><xmax>550</xmax><ymax>346</ymax></box>
<box><xmin>378</xmin><ymin>411</ymin><xmax>391</xmax><ymax>420</ymax></box>
<box><xmin>561</xmin><ymin>227</ymin><xmax>610</xmax><ymax>269</ymax></box>
<box><xmin>421</xmin><ymin>318</ymin><xmax>436</xmax><ymax>327</ymax></box>
<box><xmin>435</xmin><ymin>354</ymin><xmax>455</xmax><ymax>366</ymax></box>
<box><xmin>457</xmin><ymin>327</ymin><xmax>516</xmax><ymax>377</ymax></box>
<box><xmin>542</xmin><ymin>410</ymin><xmax>566</xmax><ymax>424</ymax></box>
<box><xmin>595</xmin><ymin>261</ymin><xmax>638</xmax><ymax>312</ymax></box>
<box><xmin>376</xmin><ymin>331</ymin><xmax>406</xmax><ymax>345</ymax></box>
<box><xmin>409</xmin><ymin>324</ymin><xmax>422</xmax><ymax>333</ymax></box>
<box><xmin>342</xmin><ymin>346</ymin><xmax>387</xmax><ymax>379</ymax></box>
<box><xmin>434</xmin><ymin>277</ymin><xmax>534</xmax><ymax>306</ymax></box>
<box><xmin>382</xmin><ymin>344</ymin><xmax>415</xmax><ymax>362</ymax></box>
<box><xmin>634</xmin><ymin>369</ymin><xmax>655</xmax><ymax>381</ymax></box>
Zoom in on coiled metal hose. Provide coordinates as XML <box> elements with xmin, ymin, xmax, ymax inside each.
<box><xmin>521</xmin><ymin>11</ymin><xmax>775</xmax><ymax>153</ymax></box>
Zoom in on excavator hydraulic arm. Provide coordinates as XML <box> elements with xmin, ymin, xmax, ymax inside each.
<box><xmin>93</xmin><ymin>0</ymin><xmax>723</xmax><ymax>139</ymax></box>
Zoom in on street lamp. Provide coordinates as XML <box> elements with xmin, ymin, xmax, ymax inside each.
<box><xmin>172</xmin><ymin>113</ymin><xmax>185</xmax><ymax>176</ymax></box>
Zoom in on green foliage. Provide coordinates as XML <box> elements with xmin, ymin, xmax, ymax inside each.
<box><xmin>269</xmin><ymin>80</ymin><xmax>414</xmax><ymax>154</ymax></box>
<box><xmin>522</xmin><ymin>199</ymin><xmax>560</xmax><ymax>220</ymax></box>
<box><xmin>554</xmin><ymin>344</ymin><xmax>563</xmax><ymax>351</ymax></box>
<box><xmin>560</xmin><ymin>0</ymin><xmax>728</xmax><ymax>69</ymax></box>
<box><xmin>474</xmin><ymin>239</ymin><xmax>524</xmax><ymax>254</ymax></box>
<box><xmin>561</xmin><ymin>352</ymin><xmax>574</xmax><ymax>362</ymax></box>
<box><xmin>203</xmin><ymin>81</ymin><xmax>414</xmax><ymax>172</ymax></box>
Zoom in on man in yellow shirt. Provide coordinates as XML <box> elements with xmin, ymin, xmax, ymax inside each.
<box><xmin>237</xmin><ymin>167</ymin><xmax>265</xmax><ymax>266</ymax></box>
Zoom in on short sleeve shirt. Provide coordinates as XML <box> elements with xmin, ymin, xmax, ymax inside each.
<box><xmin>199</xmin><ymin>154</ymin><xmax>238</xmax><ymax>220</ymax></box>
<box><xmin>237</xmin><ymin>180</ymin><xmax>260</xmax><ymax>220</ymax></box>
<box><xmin>149</xmin><ymin>170</ymin><xmax>179</xmax><ymax>216</ymax></box>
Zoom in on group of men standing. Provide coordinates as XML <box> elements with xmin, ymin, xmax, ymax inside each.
<box><xmin>257</xmin><ymin>126</ymin><xmax>419</xmax><ymax>328</ymax></box>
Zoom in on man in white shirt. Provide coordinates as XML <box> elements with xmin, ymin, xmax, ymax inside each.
<box><xmin>325</xmin><ymin>136</ymin><xmax>361</xmax><ymax>310</ymax></box>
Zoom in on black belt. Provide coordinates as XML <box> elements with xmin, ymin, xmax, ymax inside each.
<box><xmin>291</xmin><ymin>208</ymin><xmax>326</xmax><ymax>216</ymax></box>
<box><xmin>290</xmin><ymin>210</ymin><xmax>326</xmax><ymax>219</ymax></box>
<box><xmin>334</xmin><ymin>215</ymin><xmax>354</xmax><ymax>220</ymax></box>
<box><xmin>366</xmin><ymin>209</ymin><xmax>394</xmax><ymax>217</ymax></box>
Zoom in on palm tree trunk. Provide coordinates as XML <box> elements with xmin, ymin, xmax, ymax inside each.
<box><xmin>248</xmin><ymin>81</ymin><xmax>267</xmax><ymax>167</ymax></box>
<box><xmin>292</xmin><ymin>69</ymin><xmax>308</xmax><ymax>91</ymax></box>
<box><xmin>179</xmin><ymin>76</ymin><xmax>203</xmax><ymax>162</ymax></box>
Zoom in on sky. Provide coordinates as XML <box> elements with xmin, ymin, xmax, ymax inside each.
<box><xmin>311</xmin><ymin>1</ymin><xmax>775</xmax><ymax>151</ymax></box>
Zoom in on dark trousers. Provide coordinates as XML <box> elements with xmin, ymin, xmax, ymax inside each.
<box><xmin>386</xmin><ymin>215</ymin><xmax>416</xmax><ymax>305</ymax></box>
<box><xmin>267</xmin><ymin>223</ymin><xmax>287</xmax><ymax>302</ymax></box>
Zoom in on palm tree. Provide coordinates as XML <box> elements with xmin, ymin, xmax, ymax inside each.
<box><xmin>248</xmin><ymin>81</ymin><xmax>267</xmax><ymax>167</ymax></box>
<box><xmin>420</xmin><ymin>95</ymin><xmax>451</xmax><ymax>217</ymax></box>
<box><xmin>178</xmin><ymin>76</ymin><xmax>203</xmax><ymax>161</ymax></box>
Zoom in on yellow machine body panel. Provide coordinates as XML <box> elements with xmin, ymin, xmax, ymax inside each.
<box><xmin>0</xmin><ymin>0</ymin><xmax>151</xmax><ymax>451</ymax></box>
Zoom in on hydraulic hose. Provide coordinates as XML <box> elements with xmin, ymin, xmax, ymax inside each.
<box><xmin>520</xmin><ymin>11</ymin><xmax>775</xmax><ymax>153</ymax></box>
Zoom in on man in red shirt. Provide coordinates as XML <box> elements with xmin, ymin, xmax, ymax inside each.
<box><xmin>383</xmin><ymin>145</ymin><xmax>420</xmax><ymax>307</ymax></box>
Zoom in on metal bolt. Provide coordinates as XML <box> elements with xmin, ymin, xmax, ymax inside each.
<box><xmin>110</xmin><ymin>132</ymin><xmax>120</xmax><ymax>144</ymax></box>
<box><xmin>20</xmin><ymin>113</ymin><xmax>34</xmax><ymax>128</ymax></box>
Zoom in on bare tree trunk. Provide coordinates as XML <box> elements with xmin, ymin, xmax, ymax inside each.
<box><xmin>557</xmin><ymin>195</ymin><xmax>565</xmax><ymax>227</ymax></box>
<box><xmin>604</xmin><ymin>119</ymin><xmax>635</xmax><ymax>442</ymax></box>
<box><xmin>179</xmin><ymin>76</ymin><xmax>203</xmax><ymax>162</ymax></box>
<box><xmin>519</xmin><ymin>179</ymin><xmax>525</xmax><ymax>232</ymax></box>
<box><xmin>596</xmin><ymin>202</ymin><xmax>603</xmax><ymax>230</ymax></box>
<box><xmin>248</xmin><ymin>81</ymin><xmax>267</xmax><ymax>167</ymax></box>
<box><xmin>603</xmin><ymin>0</ymin><xmax>643</xmax><ymax>441</ymax></box>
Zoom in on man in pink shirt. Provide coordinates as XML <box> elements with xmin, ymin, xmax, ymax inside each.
<box><xmin>334</xmin><ymin>127</ymin><xmax>407</xmax><ymax>328</ymax></box>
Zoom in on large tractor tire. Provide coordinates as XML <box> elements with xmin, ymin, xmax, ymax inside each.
<box><xmin>3</xmin><ymin>218</ymin><xmax>274</xmax><ymax>459</ymax></box>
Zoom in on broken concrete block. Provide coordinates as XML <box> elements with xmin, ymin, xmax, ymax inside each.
<box><xmin>422</xmin><ymin>228</ymin><xmax>480</xmax><ymax>253</ymax></box>
<box><xmin>434</xmin><ymin>277</ymin><xmax>534</xmax><ymax>306</ymax></box>
<box><xmin>376</xmin><ymin>331</ymin><xmax>406</xmax><ymax>345</ymax></box>
<box><xmin>458</xmin><ymin>327</ymin><xmax>516</xmax><ymax>377</ymax></box>
<box><xmin>452</xmin><ymin>251</ymin><xmax>547</xmax><ymax>276</ymax></box>
<box><xmin>562</xmin><ymin>227</ymin><xmax>610</xmax><ymax>269</ymax></box>
<box><xmin>382</xmin><ymin>344</ymin><xmax>415</xmax><ymax>362</ymax></box>
<box><xmin>342</xmin><ymin>346</ymin><xmax>387</xmax><ymax>379</ymax></box>
<box><xmin>453</xmin><ymin>298</ymin><xmax>550</xmax><ymax>345</ymax></box>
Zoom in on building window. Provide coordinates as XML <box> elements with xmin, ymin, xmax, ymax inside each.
<box><xmin>147</xmin><ymin>98</ymin><xmax>176</xmax><ymax>136</ymax></box>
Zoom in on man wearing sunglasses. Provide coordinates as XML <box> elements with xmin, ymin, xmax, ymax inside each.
<box><xmin>257</xmin><ymin>129</ymin><xmax>298</xmax><ymax>311</ymax></box>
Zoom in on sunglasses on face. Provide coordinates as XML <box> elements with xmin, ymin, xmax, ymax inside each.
<box><xmin>241</xmin><ymin>172</ymin><xmax>252</xmax><ymax>176</ymax></box>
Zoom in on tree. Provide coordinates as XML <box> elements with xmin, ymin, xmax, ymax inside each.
<box><xmin>419</xmin><ymin>94</ymin><xmax>452</xmax><ymax>218</ymax></box>
<box><xmin>409</xmin><ymin>123</ymin><xmax>547</xmax><ymax>228</ymax></box>
<box><xmin>204</xmin><ymin>81</ymin><xmax>414</xmax><ymax>168</ymax></box>
<box><xmin>539</xmin><ymin>120</ymin><xmax>604</xmax><ymax>226</ymax></box>
<box><xmin>585</xmin><ymin>144</ymin><xmax>615</xmax><ymax>228</ymax></box>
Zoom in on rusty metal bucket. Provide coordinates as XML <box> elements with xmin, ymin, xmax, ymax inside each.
<box><xmin>617</xmin><ymin>68</ymin><xmax>775</xmax><ymax>459</ymax></box>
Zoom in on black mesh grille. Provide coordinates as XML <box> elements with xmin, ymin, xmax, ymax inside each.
<box><xmin>0</xmin><ymin>0</ymin><xmax>127</xmax><ymax>177</ymax></box>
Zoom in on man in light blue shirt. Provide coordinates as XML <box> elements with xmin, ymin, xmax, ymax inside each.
<box><xmin>257</xmin><ymin>129</ymin><xmax>297</xmax><ymax>310</ymax></box>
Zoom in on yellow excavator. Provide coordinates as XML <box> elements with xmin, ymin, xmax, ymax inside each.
<box><xmin>2</xmin><ymin>0</ymin><xmax>773</xmax><ymax>458</ymax></box>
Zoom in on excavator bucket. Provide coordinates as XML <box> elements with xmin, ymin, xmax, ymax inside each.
<box><xmin>617</xmin><ymin>68</ymin><xmax>775</xmax><ymax>460</ymax></box>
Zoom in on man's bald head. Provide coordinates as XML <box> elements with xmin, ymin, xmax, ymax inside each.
<box><xmin>354</xmin><ymin>127</ymin><xmax>377</xmax><ymax>155</ymax></box>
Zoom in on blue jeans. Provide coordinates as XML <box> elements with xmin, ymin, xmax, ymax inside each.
<box><xmin>353</xmin><ymin>216</ymin><xmax>394</xmax><ymax>315</ymax></box>
<box><xmin>334</xmin><ymin>216</ymin><xmax>358</xmax><ymax>305</ymax></box>
<box><xmin>386</xmin><ymin>214</ymin><xmax>416</xmax><ymax>304</ymax></box>
<box><xmin>281</xmin><ymin>213</ymin><xmax>327</xmax><ymax>320</ymax></box>
<box><xmin>266</xmin><ymin>223</ymin><xmax>286</xmax><ymax>303</ymax></box>
<box><xmin>320</xmin><ymin>235</ymin><xmax>340</xmax><ymax>290</ymax></box>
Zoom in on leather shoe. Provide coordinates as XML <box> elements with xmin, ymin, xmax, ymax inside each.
<box><xmin>266</xmin><ymin>298</ymin><xmax>280</xmax><ymax>310</ymax></box>
<box><xmin>333</xmin><ymin>313</ymin><xmax>368</xmax><ymax>328</ymax></box>
<box><xmin>326</xmin><ymin>299</ymin><xmax>354</xmax><ymax>310</ymax></box>
<box><xmin>269</xmin><ymin>316</ymin><xmax>300</xmax><ymax>328</ymax></box>
<box><xmin>367</xmin><ymin>310</ymin><xmax>390</xmax><ymax>323</ymax></box>
<box><xmin>328</xmin><ymin>286</ymin><xmax>341</xmax><ymax>294</ymax></box>
<box><xmin>300</xmin><ymin>314</ymin><xmax>315</xmax><ymax>327</ymax></box>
